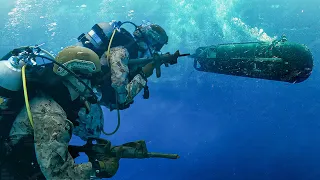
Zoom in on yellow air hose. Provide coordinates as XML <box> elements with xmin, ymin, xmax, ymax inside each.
<box><xmin>22</xmin><ymin>47</ymin><xmax>55</xmax><ymax>129</ymax></box>
<box><xmin>22</xmin><ymin>65</ymin><xmax>34</xmax><ymax>128</ymax></box>
<box><xmin>102</xmin><ymin>29</ymin><xmax>122</xmax><ymax>136</ymax></box>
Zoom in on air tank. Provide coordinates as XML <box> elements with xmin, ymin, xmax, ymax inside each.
<box><xmin>192</xmin><ymin>36</ymin><xmax>313</xmax><ymax>83</ymax></box>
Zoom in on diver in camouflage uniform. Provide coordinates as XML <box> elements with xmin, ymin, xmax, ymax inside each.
<box><xmin>0</xmin><ymin>21</ymin><xmax>170</xmax><ymax>180</ymax></box>
<box><xmin>77</xmin><ymin>21</ymin><xmax>169</xmax><ymax>109</ymax></box>
<box><xmin>5</xmin><ymin>46</ymin><xmax>117</xmax><ymax>179</ymax></box>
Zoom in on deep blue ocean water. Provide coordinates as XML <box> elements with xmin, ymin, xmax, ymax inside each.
<box><xmin>1</xmin><ymin>0</ymin><xmax>320</xmax><ymax>180</ymax></box>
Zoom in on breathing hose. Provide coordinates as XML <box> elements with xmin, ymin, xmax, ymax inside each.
<box><xmin>102</xmin><ymin>29</ymin><xmax>121</xmax><ymax>136</ymax></box>
<box><xmin>21</xmin><ymin>47</ymin><xmax>55</xmax><ymax>129</ymax></box>
<box><xmin>22</xmin><ymin>65</ymin><xmax>34</xmax><ymax>128</ymax></box>
<box><xmin>101</xmin><ymin>21</ymin><xmax>155</xmax><ymax>135</ymax></box>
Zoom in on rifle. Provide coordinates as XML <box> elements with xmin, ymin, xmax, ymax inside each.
<box><xmin>68</xmin><ymin>137</ymin><xmax>179</xmax><ymax>160</ymax></box>
<box><xmin>128</xmin><ymin>50</ymin><xmax>190</xmax><ymax>78</ymax></box>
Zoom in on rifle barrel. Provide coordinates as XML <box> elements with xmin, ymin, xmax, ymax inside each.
<box><xmin>148</xmin><ymin>152</ymin><xmax>180</xmax><ymax>159</ymax></box>
<box><xmin>128</xmin><ymin>57</ymin><xmax>153</xmax><ymax>66</ymax></box>
<box><xmin>128</xmin><ymin>52</ymin><xmax>190</xmax><ymax>66</ymax></box>
<box><xmin>180</xmin><ymin>53</ymin><xmax>191</xmax><ymax>57</ymax></box>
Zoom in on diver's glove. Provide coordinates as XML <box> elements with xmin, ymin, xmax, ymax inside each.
<box><xmin>134</xmin><ymin>67</ymin><xmax>149</xmax><ymax>99</ymax></box>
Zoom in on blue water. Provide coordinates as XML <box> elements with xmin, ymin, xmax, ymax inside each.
<box><xmin>1</xmin><ymin>0</ymin><xmax>320</xmax><ymax>180</ymax></box>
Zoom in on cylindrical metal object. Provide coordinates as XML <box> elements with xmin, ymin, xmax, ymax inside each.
<box><xmin>192</xmin><ymin>40</ymin><xmax>313</xmax><ymax>83</ymax></box>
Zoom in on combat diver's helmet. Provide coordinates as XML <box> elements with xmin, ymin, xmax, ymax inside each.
<box><xmin>53</xmin><ymin>46</ymin><xmax>101</xmax><ymax>77</ymax></box>
<box><xmin>133</xmin><ymin>23</ymin><xmax>169</xmax><ymax>51</ymax></box>
<box><xmin>77</xmin><ymin>22</ymin><xmax>115</xmax><ymax>57</ymax></box>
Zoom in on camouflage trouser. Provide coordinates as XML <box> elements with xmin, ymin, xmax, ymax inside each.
<box><xmin>9</xmin><ymin>95</ymin><xmax>94</xmax><ymax>180</ymax></box>
<box><xmin>109</xmin><ymin>46</ymin><xmax>147</xmax><ymax>105</ymax></box>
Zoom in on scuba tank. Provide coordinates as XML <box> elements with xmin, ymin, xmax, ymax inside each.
<box><xmin>0</xmin><ymin>50</ymin><xmax>27</xmax><ymax>116</ymax></box>
<box><xmin>0</xmin><ymin>46</ymin><xmax>44</xmax><ymax>112</ymax></box>
<box><xmin>192</xmin><ymin>35</ymin><xmax>314</xmax><ymax>83</ymax></box>
<box><xmin>0</xmin><ymin>54</ymin><xmax>25</xmax><ymax>92</ymax></box>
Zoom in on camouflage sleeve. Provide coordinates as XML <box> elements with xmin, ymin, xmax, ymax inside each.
<box><xmin>109</xmin><ymin>46</ymin><xmax>147</xmax><ymax>105</ymax></box>
<box><xmin>31</xmin><ymin>96</ymin><xmax>94</xmax><ymax>179</ymax></box>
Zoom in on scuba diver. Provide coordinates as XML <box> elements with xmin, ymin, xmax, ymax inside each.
<box><xmin>76</xmin><ymin>21</ymin><xmax>169</xmax><ymax>110</ymax></box>
<box><xmin>0</xmin><ymin>20</ymin><xmax>180</xmax><ymax>180</ymax></box>
<box><xmin>0</xmin><ymin>46</ymin><xmax>123</xmax><ymax>179</ymax></box>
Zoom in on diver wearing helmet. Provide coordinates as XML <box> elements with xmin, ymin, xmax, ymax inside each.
<box><xmin>77</xmin><ymin>21</ymin><xmax>169</xmax><ymax>109</ymax></box>
<box><xmin>0</xmin><ymin>46</ymin><xmax>121</xmax><ymax>179</ymax></box>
